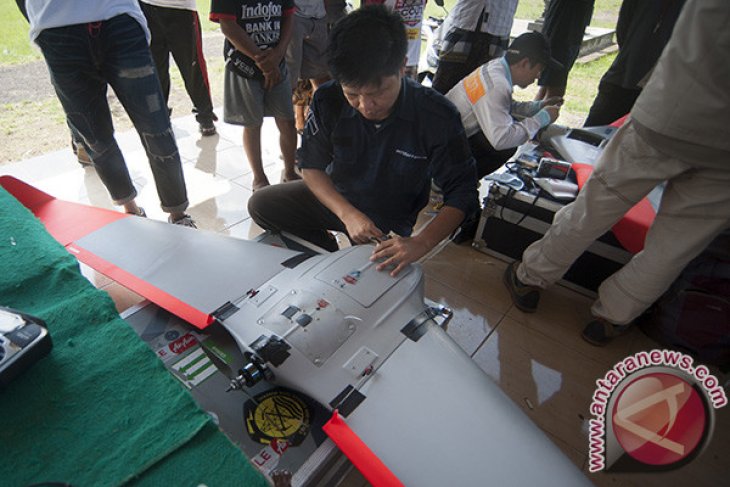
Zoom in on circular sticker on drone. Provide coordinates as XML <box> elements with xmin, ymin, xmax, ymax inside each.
<box><xmin>244</xmin><ymin>389</ymin><xmax>311</xmax><ymax>446</ymax></box>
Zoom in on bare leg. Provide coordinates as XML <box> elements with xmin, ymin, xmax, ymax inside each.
<box><xmin>275</xmin><ymin>117</ymin><xmax>299</xmax><ymax>182</ymax></box>
<box><xmin>292</xmin><ymin>78</ymin><xmax>312</xmax><ymax>134</ymax></box>
<box><xmin>292</xmin><ymin>76</ymin><xmax>330</xmax><ymax>133</ymax></box>
<box><xmin>275</xmin><ymin>116</ymin><xmax>299</xmax><ymax>182</ymax></box>
<box><xmin>295</xmin><ymin>105</ymin><xmax>306</xmax><ymax>133</ymax></box>
<box><xmin>243</xmin><ymin>125</ymin><xmax>269</xmax><ymax>191</ymax></box>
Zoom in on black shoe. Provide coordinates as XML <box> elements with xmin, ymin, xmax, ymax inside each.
<box><xmin>503</xmin><ymin>261</ymin><xmax>540</xmax><ymax>313</ymax></box>
<box><xmin>168</xmin><ymin>214</ymin><xmax>197</xmax><ymax>228</ymax></box>
<box><xmin>581</xmin><ymin>318</ymin><xmax>631</xmax><ymax>346</ymax></box>
<box><xmin>452</xmin><ymin>211</ymin><xmax>479</xmax><ymax>244</ymax></box>
<box><xmin>199</xmin><ymin>119</ymin><xmax>216</xmax><ymax>136</ymax></box>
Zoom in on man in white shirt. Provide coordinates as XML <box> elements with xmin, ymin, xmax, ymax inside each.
<box><xmin>446</xmin><ymin>32</ymin><xmax>563</xmax><ymax>178</ymax></box>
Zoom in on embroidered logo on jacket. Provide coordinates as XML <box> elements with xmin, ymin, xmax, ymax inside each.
<box><xmin>464</xmin><ymin>70</ymin><xmax>486</xmax><ymax>104</ymax></box>
<box><xmin>395</xmin><ymin>149</ymin><xmax>427</xmax><ymax>160</ymax></box>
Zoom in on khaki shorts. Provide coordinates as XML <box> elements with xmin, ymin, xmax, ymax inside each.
<box><xmin>285</xmin><ymin>15</ymin><xmax>330</xmax><ymax>88</ymax></box>
<box><xmin>223</xmin><ymin>64</ymin><xmax>294</xmax><ymax>127</ymax></box>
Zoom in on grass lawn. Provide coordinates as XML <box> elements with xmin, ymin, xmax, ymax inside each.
<box><xmin>0</xmin><ymin>1</ymin><xmax>220</xmax><ymax>66</ymax></box>
<box><xmin>0</xmin><ymin>2</ymin><xmax>39</xmax><ymax>64</ymax></box>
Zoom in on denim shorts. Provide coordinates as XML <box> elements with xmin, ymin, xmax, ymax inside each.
<box><xmin>223</xmin><ymin>65</ymin><xmax>294</xmax><ymax>127</ymax></box>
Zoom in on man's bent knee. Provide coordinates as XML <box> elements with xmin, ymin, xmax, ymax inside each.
<box><xmin>141</xmin><ymin>128</ymin><xmax>180</xmax><ymax>161</ymax></box>
<box><xmin>248</xmin><ymin>187</ymin><xmax>278</xmax><ymax>230</ymax></box>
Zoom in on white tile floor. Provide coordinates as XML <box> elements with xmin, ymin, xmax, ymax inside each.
<box><xmin>3</xmin><ymin>111</ymin><xmax>727</xmax><ymax>487</ymax></box>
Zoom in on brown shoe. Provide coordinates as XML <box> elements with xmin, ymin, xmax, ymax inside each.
<box><xmin>581</xmin><ymin>318</ymin><xmax>631</xmax><ymax>346</ymax></box>
<box><xmin>503</xmin><ymin>261</ymin><xmax>540</xmax><ymax>313</ymax></box>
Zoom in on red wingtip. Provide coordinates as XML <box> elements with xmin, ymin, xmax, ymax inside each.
<box><xmin>323</xmin><ymin>410</ymin><xmax>404</xmax><ymax>487</ymax></box>
<box><xmin>1</xmin><ymin>175</ymin><xmax>128</xmax><ymax>246</ymax></box>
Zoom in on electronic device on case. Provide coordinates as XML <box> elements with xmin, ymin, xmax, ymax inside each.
<box><xmin>0</xmin><ymin>306</ymin><xmax>52</xmax><ymax>388</ymax></box>
<box><xmin>534</xmin><ymin>177</ymin><xmax>579</xmax><ymax>200</ymax></box>
<box><xmin>540</xmin><ymin>124</ymin><xmax>618</xmax><ymax>166</ymax></box>
<box><xmin>536</xmin><ymin>157</ymin><xmax>572</xmax><ymax>180</ymax></box>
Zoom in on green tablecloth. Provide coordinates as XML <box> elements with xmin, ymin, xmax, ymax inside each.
<box><xmin>0</xmin><ymin>187</ymin><xmax>268</xmax><ymax>487</ymax></box>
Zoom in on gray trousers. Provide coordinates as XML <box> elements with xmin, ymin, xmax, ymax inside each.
<box><xmin>518</xmin><ymin>119</ymin><xmax>730</xmax><ymax>324</ymax></box>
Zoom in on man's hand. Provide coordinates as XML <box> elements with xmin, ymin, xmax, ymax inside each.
<box><xmin>370</xmin><ymin>236</ymin><xmax>430</xmax><ymax>277</ymax></box>
<box><xmin>342</xmin><ymin>211</ymin><xmax>384</xmax><ymax>243</ymax></box>
<box><xmin>301</xmin><ymin>169</ymin><xmax>383</xmax><ymax>242</ymax></box>
<box><xmin>544</xmin><ymin>105</ymin><xmax>561</xmax><ymax>123</ymax></box>
<box><xmin>369</xmin><ymin>206</ymin><xmax>464</xmax><ymax>276</ymax></box>
<box><xmin>255</xmin><ymin>49</ymin><xmax>280</xmax><ymax>74</ymax></box>
<box><xmin>542</xmin><ymin>96</ymin><xmax>564</xmax><ymax>108</ymax></box>
<box><xmin>541</xmin><ymin>96</ymin><xmax>563</xmax><ymax>123</ymax></box>
<box><xmin>262</xmin><ymin>68</ymin><xmax>282</xmax><ymax>90</ymax></box>
<box><xmin>255</xmin><ymin>50</ymin><xmax>283</xmax><ymax>90</ymax></box>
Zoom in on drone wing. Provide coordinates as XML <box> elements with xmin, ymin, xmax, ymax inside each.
<box><xmin>323</xmin><ymin>320</ymin><xmax>592</xmax><ymax>487</ymax></box>
<box><xmin>1</xmin><ymin>176</ymin><xmax>300</xmax><ymax>329</ymax></box>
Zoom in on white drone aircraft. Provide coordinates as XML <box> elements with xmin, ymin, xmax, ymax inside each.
<box><xmin>2</xmin><ymin>175</ymin><xmax>591</xmax><ymax>487</ymax></box>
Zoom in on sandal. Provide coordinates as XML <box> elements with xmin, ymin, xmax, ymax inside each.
<box><xmin>125</xmin><ymin>207</ymin><xmax>147</xmax><ymax>218</ymax></box>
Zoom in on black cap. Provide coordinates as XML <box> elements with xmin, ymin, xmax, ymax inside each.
<box><xmin>507</xmin><ymin>32</ymin><xmax>564</xmax><ymax>72</ymax></box>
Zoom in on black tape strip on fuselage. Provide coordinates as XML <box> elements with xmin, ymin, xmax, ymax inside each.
<box><xmin>329</xmin><ymin>385</ymin><xmax>366</xmax><ymax>417</ymax></box>
<box><xmin>281</xmin><ymin>252</ymin><xmax>315</xmax><ymax>269</ymax></box>
<box><xmin>212</xmin><ymin>301</ymin><xmax>239</xmax><ymax>321</ymax></box>
<box><xmin>401</xmin><ymin>308</ymin><xmax>438</xmax><ymax>342</ymax></box>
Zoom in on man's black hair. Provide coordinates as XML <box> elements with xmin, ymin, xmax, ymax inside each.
<box><xmin>504</xmin><ymin>32</ymin><xmax>560</xmax><ymax>71</ymax></box>
<box><xmin>326</xmin><ymin>5</ymin><xmax>407</xmax><ymax>87</ymax></box>
<box><xmin>505</xmin><ymin>50</ymin><xmax>539</xmax><ymax>66</ymax></box>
